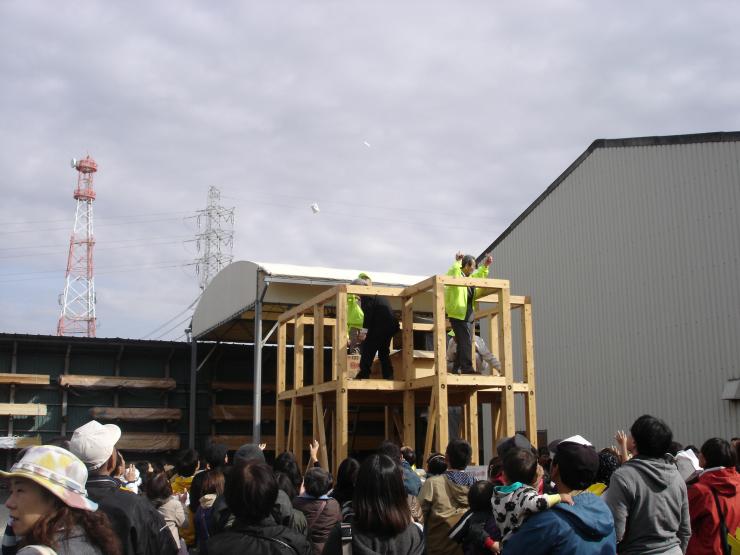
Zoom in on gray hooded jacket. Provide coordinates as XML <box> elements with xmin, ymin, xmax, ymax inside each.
<box><xmin>603</xmin><ymin>457</ymin><xmax>690</xmax><ymax>554</ymax></box>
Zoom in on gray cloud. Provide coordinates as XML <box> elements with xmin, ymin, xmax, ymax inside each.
<box><xmin>1</xmin><ymin>1</ymin><xmax>739</xmax><ymax>338</ymax></box>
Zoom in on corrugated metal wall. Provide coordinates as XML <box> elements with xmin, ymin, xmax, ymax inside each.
<box><xmin>492</xmin><ymin>140</ymin><xmax>740</xmax><ymax>448</ymax></box>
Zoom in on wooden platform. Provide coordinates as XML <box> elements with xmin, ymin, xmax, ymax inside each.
<box><xmin>0</xmin><ymin>373</ymin><xmax>50</xmax><ymax>386</ymax></box>
<box><xmin>89</xmin><ymin>407</ymin><xmax>182</xmax><ymax>421</ymax></box>
<box><xmin>59</xmin><ymin>375</ymin><xmax>176</xmax><ymax>390</ymax></box>
<box><xmin>274</xmin><ymin>274</ymin><xmax>537</xmax><ymax>472</ymax></box>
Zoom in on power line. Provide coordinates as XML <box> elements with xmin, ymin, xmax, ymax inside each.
<box><xmin>1</xmin><ymin>210</ymin><xmax>197</xmax><ymax>226</ymax></box>
<box><xmin>0</xmin><ymin>238</ymin><xmax>192</xmax><ymax>260</ymax></box>
<box><xmin>0</xmin><ymin>262</ymin><xmax>191</xmax><ymax>284</ymax></box>
<box><xmin>0</xmin><ymin>259</ymin><xmax>192</xmax><ymax>278</ymax></box>
<box><xmin>0</xmin><ymin>214</ymin><xmax>197</xmax><ymax>236</ymax></box>
<box><xmin>0</xmin><ymin>234</ymin><xmax>192</xmax><ymax>252</ymax></box>
<box><xmin>152</xmin><ymin>314</ymin><xmax>194</xmax><ymax>341</ymax></box>
<box><xmin>140</xmin><ymin>295</ymin><xmax>201</xmax><ymax>340</ymax></box>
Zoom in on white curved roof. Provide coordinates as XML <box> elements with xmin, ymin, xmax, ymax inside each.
<box><xmin>192</xmin><ymin>260</ymin><xmax>427</xmax><ymax>340</ymax></box>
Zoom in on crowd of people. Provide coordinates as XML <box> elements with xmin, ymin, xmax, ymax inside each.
<box><xmin>0</xmin><ymin>414</ymin><xmax>738</xmax><ymax>554</ymax></box>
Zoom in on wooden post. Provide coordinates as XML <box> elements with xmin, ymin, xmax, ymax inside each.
<box><xmin>313</xmin><ymin>306</ymin><xmax>324</xmax><ymax>386</ymax></box>
<box><xmin>401</xmin><ymin>297</ymin><xmax>416</xmax><ymax>447</ymax></box>
<box><xmin>275</xmin><ymin>323</ymin><xmax>287</xmax><ymax>453</ymax></box>
<box><xmin>424</xmin><ymin>392</ymin><xmax>437</xmax><ymax>461</ymax></box>
<box><xmin>287</xmin><ymin>400</ymin><xmax>295</xmax><ymax>455</ymax></box>
<box><xmin>334</xmin><ymin>289</ymin><xmax>349</xmax><ymax>472</ymax></box>
<box><xmin>433</xmin><ymin>278</ymin><xmax>449</xmax><ymax>453</ymax></box>
<box><xmin>497</xmin><ymin>285</ymin><xmax>516</xmax><ymax>437</ymax></box>
<box><xmin>521</xmin><ymin>300</ymin><xmax>537</xmax><ymax>447</ymax></box>
<box><xmin>467</xmin><ymin>391</ymin><xmax>479</xmax><ymax>464</ymax></box>
<box><xmin>314</xmin><ymin>393</ymin><xmax>329</xmax><ymax>468</ymax></box>
<box><xmin>312</xmin><ymin>306</ymin><xmax>324</xmax><ymax>454</ymax></box>
<box><xmin>294</xmin><ymin>316</ymin><xmax>305</xmax><ymax>466</ymax></box>
<box><xmin>488</xmin><ymin>313</ymin><xmax>499</xmax><ymax>361</ymax></box>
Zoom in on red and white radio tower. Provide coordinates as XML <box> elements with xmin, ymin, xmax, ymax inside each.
<box><xmin>57</xmin><ymin>155</ymin><xmax>98</xmax><ymax>337</ymax></box>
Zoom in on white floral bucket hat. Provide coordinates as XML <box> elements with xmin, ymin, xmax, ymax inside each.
<box><xmin>0</xmin><ymin>445</ymin><xmax>97</xmax><ymax>511</ymax></box>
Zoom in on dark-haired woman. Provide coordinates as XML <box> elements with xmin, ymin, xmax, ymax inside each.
<box><xmin>324</xmin><ymin>454</ymin><xmax>424</xmax><ymax>555</ymax></box>
<box><xmin>686</xmin><ymin>437</ymin><xmax>740</xmax><ymax>555</ymax></box>
<box><xmin>194</xmin><ymin>470</ymin><xmax>225</xmax><ymax>555</ymax></box>
<box><xmin>331</xmin><ymin>458</ymin><xmax>360</xmax><ymax>521</ymax></box>
<box><xmin>1</xmin><ymin>445</ymin><xmax>121</xmax><ymax>555</ymax></box>
<box><xmin>207</xmin><ymin>461</ymin><xmax>311</xmax><ymax>555</ymax></box>
<box><xmin>144</xmin><ymin>472</ymin><xmax>186</xmax><ymax>551</ymax></box>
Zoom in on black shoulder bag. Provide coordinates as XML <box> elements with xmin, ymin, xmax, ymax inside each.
<box><xmin>711</xmin><ymin>489</ymin><xmax>731</xmax><ymax>555</ymax></box>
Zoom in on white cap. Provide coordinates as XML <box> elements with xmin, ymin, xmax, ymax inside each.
<box><xmin>69</xmin><ymin>420</ymin><xmax>122</xmax><ymax>470</ymax></box>
<box><xmin>560</xmin><ymin>435</ymin><xmax>593</xmax><ymax>447</ymax></box>
<box><xmin>674</xmin><ymin>449</ymin><xmax>702</xmax><ymax>483</ymax></box>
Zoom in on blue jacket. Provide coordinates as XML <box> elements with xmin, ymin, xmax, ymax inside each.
<box><xmin>503</xmin><ymin>492</ymin><xmax>616</xmax><ymax>555</ymax></box>
<box><xmin>402</xmin><ymin>460</ymin><xmax>422</xmax><ymax>496</ymax></box>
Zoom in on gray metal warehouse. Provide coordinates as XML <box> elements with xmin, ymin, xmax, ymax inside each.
<box><xmin>479</xmin><ymin>131</ymin><xmax>740</xmax><ymax>448</ymax></box>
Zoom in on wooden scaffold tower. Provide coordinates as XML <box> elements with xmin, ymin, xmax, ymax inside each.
<box><xmin>274</xmin><ymin>274</ymin><xmax>537</xmax><ymax>471</ymax></box>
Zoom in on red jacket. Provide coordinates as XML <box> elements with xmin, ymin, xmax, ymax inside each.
<box><xmin>687</xmin><ymin>467</ymin><xmax>740</xmax><ymax>555</ymax></box>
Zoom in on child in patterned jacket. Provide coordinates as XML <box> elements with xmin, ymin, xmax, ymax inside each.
<box><xmin>492</xmin><ymin>447</ymin><xmax>573</xmax><ymax>548</ymax></box>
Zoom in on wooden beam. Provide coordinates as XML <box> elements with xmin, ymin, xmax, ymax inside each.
<box><xmin>466</xmin><ymin>391</ymin><xmax>479</xmax><ymax>464</ymax></box>
<box><xmin>391</xmin><ymin>410</ymin><xmax>404</xmax><ymax>443</ymax></box>
<box><xmin>301</xmin><ymin>316</ymin><xmax>336</xmax><ymax>327</ymax></box>
<box><xmin>313</xmin><ymin>305</ymin><xmax>325</xmax><ymax>387</ymax></box>
<box><xmin>279</xmin><ymin>286</ymin><xmax>341</xmax><ymax>324</ymax></box>
<box><xmin>0</xmin><ymin>403</ymin><xmax>46</xmax><ymax>417</ymax></box>
<box><xmin>295</xmin><ymin>402</ymin><xmax>305</xmax><ymax>467</ymax></box>
<box><xmin>294</xmin><ymin>315</ymin><xmax>305</xmax><ymax>389</ymax></box>
<box><xmin>433</xmin><ymin>277</ymin><xmax>449</xmax><ymax>453</ymax></box>
<box><xmin>314</xmin><ymin>393</ymin><xmax>329</xmax><ymax>469</ymax></box>
<box><xmin>90</xmin><ymin>407</ymin><xmax>182</xmax><ymax>421</ymax></box>
<box><xmin>275</xmin><ymin>323</ymin><xmax>287</xmax><ymax>454</ymax></box>
<box><xmin>401</xmin><ymin>296</ymin><xmax>416</xmax><ymax>448</ymax></box>
<box><xmin>522</xmin><ymin>301</ymin><xmax>537</xmax><ymax>447</ymax></box>
<box><xmin>498</xmin><ymin>286</ymin><xmax>516</xmax><ymax>437</ymax></box>
<box><xmin>345</xmin><ymin>285</ymin><xmax>404</xmax><ymax>297</ymax></box>
<box><xmin>401</xmin><ymin>276</ymin><xmax>436</xmax><ymax>298</ymax></box>
<box><xmin>474</xmin><ymin>294</ymin><xmax>527</xmax><ymax>307</ymax></box>
<box><xmin>424</xmin><ymin>390</ymin><xmax>437</xmax><ymax>461</ymax></box>
<box><xmin>117</xmin><ymin>433</ymin><xmax>180</xmax><ymax>451</ymax></box>
<box><xmin>437</xmin><ymin>276</ymin><xmax>510</xmax><ymax>290</ymax></box>
<box><xmin>335</xmin><ymin>290</ymin><xmax>349</xmax><ymax>471</ymax></box>
<box><xmin>0</xmin><ymin>373</ymin><xmax>50</xmax><ymax>386</ymax></box>
<box><xmin>59</xmin><ymin>375</ymin><xmax>176</xmax><ymax>390</ymax></box>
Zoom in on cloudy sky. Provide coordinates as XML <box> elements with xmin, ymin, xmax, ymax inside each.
<box><xmin>1</xmin><ymin>1</ymin><xmax>739</xmax><ymax>340</ymax></box>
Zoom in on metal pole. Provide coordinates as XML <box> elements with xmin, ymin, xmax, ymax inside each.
<box><xmin>188</xmin><ymin>328</ymin><xmax>197</xmax><ymax>449</ymax></box>
<box><xmin>252</xmin><ymin>298</ymin><xmax>263</xmax><ymax>443</ymax></box>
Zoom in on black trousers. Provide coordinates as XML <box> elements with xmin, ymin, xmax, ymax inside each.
<box><xmin>449</xmin><ymin>317</ymin><xmax>473</xmax><ymax>373</ymax></box>
<box><xmin>358</xmin><ymin>332</ymin><xmax>394</xmax><ymax>378</ymax></box>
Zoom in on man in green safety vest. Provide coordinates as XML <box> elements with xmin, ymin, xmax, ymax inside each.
<box><xmin>444</xmin><ymin>252</ymin><xmax>492</xmax><ymax>374</ymax></box>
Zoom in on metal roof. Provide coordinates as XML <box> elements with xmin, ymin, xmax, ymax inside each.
<box><xmin>191</xmin><ymin>260</ymin><xmax>427</xmax><ymax>341</ymax></box>
<box><xmin>479</xmin><ymin>131</ymin><xmax>740</xmax><ymax>260</ymax></box>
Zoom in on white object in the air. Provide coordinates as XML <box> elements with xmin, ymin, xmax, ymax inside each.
<box><xmin>310</xmin><ymin>203</ymin><xmax>320</xmax><ymax>214</ymax></box>
<box><xmin>363</xmin><ymin>141</ymin><xmax>371</xmax><ymax>148</ymax></box>
<box><xmin>70</xmin><ymin>158</ymin><xmax>77</xmax><ymax>169</ymax></box>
